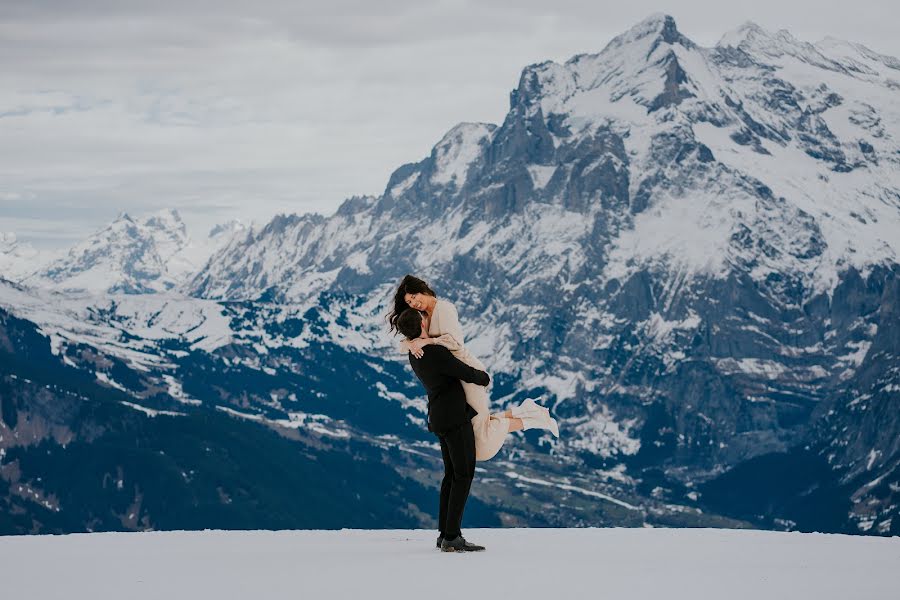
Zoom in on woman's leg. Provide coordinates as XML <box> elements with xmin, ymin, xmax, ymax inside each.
<box><xmin>465</xmin><ymin>370</ymin><xmax>523</xmax><ymax>459</ymax></box>
<box><xmin>507</xmin><ymin>416</ymin><xmax>524</xmax><ymax>432</ymax></box>
<box><xmin>460</xmin><ymin>380</ymin><xmax>489</xmax><ymax>414</ymax></box>
<box><xmin>490</xmin><ymin>412</ymin><xmax>523</xmax><ymax>431</ymax></box>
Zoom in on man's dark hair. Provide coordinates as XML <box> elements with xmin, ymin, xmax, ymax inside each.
<box><xmin>397</xmin><ymin>308</ymin><xmax>424</xmax><ymax>340</ymax></box>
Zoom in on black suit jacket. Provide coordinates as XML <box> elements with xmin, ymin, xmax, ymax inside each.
<box><xmin>408</xmin><ymin>344</ymin><xmax>490</xmax><ymax>433</ymax></box>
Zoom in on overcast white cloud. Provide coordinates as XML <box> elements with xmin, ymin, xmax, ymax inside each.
<box><xmin>1</xmin><ymin>0</ymin><xmax>898</xmax><ymax>248</ymax></box>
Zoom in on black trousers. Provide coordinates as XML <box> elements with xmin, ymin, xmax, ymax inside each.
<box><xmin>436</xmin><ymin>422</ymin><xmax>476</xmax><ymax>540</ymax></box>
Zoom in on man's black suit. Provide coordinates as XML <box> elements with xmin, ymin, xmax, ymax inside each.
<box><xmin>408</xmin><ymin>344</ymin><xmax>490</xmax><ymax>540</ymax></box>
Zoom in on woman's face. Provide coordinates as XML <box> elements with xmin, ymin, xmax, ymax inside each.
<box><xmin>404</xmin><ymin>292</ymin><xmax>430</xmax><ymax>311</ymax></box>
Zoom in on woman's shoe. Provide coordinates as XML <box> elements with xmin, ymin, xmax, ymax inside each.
<box><xmin>546</xmin><ymin>414</ymin><xmax>560</xmax><ymax>438</ymax></box>
<box><xmin>510</xmin><ymin>398</ymin><xmax>549</xmax><ymax>418</ymax></box>
<box><xmin>520</xmin><ymin>411</ymin><xmax>560</xmax><ymax>438</ymax></box>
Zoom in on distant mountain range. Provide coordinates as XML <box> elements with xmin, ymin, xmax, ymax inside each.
<box><xmin>2</xmin><ymin>209</ymin><xmax>246</xmax><ymax>294</ymax></box>
<box><xmin>1</xmin><ymin>14</ymin><xmax>897</xmax><ymax>536</ymax></box>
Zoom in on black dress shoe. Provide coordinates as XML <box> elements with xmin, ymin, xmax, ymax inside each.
<box><xmin>440</xmin><ymin>535</ymin><xmax>485</xmax><ymax>552</ymax></box>
<box><xmin>436</xmin><ymin>534</ymin><xmax>444</xmax><ymax>549</ymax></box>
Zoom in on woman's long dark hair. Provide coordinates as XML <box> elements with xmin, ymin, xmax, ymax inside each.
<box><xmin>387</xmin><ymin>274</ymin><xmax>436</xmax><ymax>334</ymax></box>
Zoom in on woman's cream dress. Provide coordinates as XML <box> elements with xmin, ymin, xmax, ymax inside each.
<box><xmin>427</xmin><ymin>299</ymin><xmax>509</xmax><ymax>461</ymax></box>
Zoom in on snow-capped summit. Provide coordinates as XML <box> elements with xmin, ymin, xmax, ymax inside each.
<box><xmin>429</xmin><ymin>122</ymin><xmax>495</xmax><ymax>188</ymax></box>
<box><xmin>21</xmin><ymin>209</ymin><xmax>246</xmax><ymax>295</ymax></box>
<box><xmin>716</xmin><ymin>21</ymin><xmax>786</xmax><ymax>54</ymax></box>
<box><xmin>601</xmin><ymin>13</ymin><xmax>695</xmax><ymax>53</ymax></box>
<box><xmin>0</xmin><ymin>232</ymin><xmax>52</xmax><ymax>282</ymax></box>
<box><xmin>814</xmin><ymin>35</ymin><xmax>900</xmax><ymax>77</ymax></box>
<box><xmin>717</xmin><ymin>21</ymin><xmax>860</xmax><ymax>76</ymax></box>
<box><xmin>717</xmin><ymin>20</ymin><xmax>900</xmax><ymax>82</ymax></box>
<box><xmin>166</xmin><ymin>218</ymin><xmax>249</xmax><ymax>284</ymax></box>
<box><xmin>21</xmin><ymin>209</ymin><xmax>190</xmax><ymax>294</ymax></box>
<box><xmin>511</xmin><ymin>13</ymin><xmax>703</xmax><ymax>129</ymax></box>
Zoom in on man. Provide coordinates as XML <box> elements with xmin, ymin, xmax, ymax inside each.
<box><xmin>396</xmin><ymin>307</ymin><xmax>488</xmax><ymax>552</ymax></box>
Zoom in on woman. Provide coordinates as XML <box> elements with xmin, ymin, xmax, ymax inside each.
<box><xmin>388</xmin><ymin>275</ymin><xmax>559</xmax><ymax>460</ymax></box>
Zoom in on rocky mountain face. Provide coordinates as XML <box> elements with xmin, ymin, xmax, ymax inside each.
<box><xmin>1</xmin><ymin>14</ymin><xmax>897</xmax><ymax>535</ymax></box>
<box><xmin>814</xmin><ymin>276</ymin><xmax>900</xmax><ymax>534</ymax></box>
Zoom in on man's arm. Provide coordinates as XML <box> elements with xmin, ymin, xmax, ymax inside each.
<box><xmin>431</xmin><ymin>346</ymin><xmax>490</xmax><ymax>386</ymax></box>
<box><xmin>409</xmin><ymin>333</ymin><xmax>461</xmax><ymax>356</ymax></box>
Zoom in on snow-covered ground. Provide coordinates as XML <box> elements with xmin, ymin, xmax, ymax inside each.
<box><xmin>1</xmin><ymin>528</ymin><xmax>896</xmax><ymax>599</ymax></box>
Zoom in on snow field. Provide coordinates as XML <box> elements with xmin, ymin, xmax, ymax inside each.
<box><xmin>1</xmin><ymin>527</ymin><xmax>897</xmax><ymax>600</ymax></box>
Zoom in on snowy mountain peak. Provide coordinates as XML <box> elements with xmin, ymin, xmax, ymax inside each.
<box><xmin>0</xmin><ymin>232</ymin><xmax>49</xmax><ymax>282</ymax></box>
<box><xmin>429</xmin><ymin>122</ymin><xmax>495</xmax><ymax>187</ymax></box>
<box><xmin>21</xmin><ymin>209</ymin><xmax>188</xmax><ymax>294</ymax></box>
<box><xmin>16</xmin><ymin>208</ymin><xmax>245</xmax><ymax>295</ymax></box>
<box><xmin>335</xmin><ymin>195</ymin><xmax>378</xmax><ymax>217</ymax></box>
<box><xmin>144</xmin><ymin>208</ymin><xmax>187</xmax><ymax>234</ymax></box>
<box><xmin>507</xmin><ymin>14</ymin><xmax>707</xmax><ymax>131</ymax></box>
<box><xmin>716</xmin><ymin>21</ymin><xmax>769</xmax><ymax>49</ymax></box>
<box><xmin>716</xmin><ymin>20</ymin><xmax>813</xmax><ymax>53</ymax></box>
<box><xmin>436</xmin><ymin>121</ymin><xmax>495</xmax><ymax>145</ymax></box>
<box><xmin>813</xmin><ymin>36</ymin><xmax>900</xmax><ymax>77</ymax></box>
<box><xmin>813</xmin><ymin>35</ymin><xmax>897</xmax><ymax>64</ymax></box>
<box><xmin>602</xmin><ymin>13</ymin><xmax>694</xmax><ymax>52</ymax></box>
<box><xmin>513</xmin><ymin>14</ymin><xmax>696</xmax><ymax>109</ymax></box>
<box><xmin>715</xmin><ymin>22</ymin><xmax>872</xmax><ymax>76</ymax></box>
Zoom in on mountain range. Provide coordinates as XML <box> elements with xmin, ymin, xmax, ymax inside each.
<box><xmin>1</xmin><ymin>14</ymin><xmax>897</xmax><ymax>536</ymax></box>
<box><xmin>2</xmin><ymin>209</ymin><xmax>246</xmax><ymax>295</ymax></box>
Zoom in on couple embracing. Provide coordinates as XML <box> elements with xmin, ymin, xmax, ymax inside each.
<box><xmin>388</xmin><ymin>275</ymin><xmax>559</xmax><ymax>552</ymax></box>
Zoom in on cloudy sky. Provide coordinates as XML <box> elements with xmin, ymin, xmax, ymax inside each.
<box><xmin>2</xmin><ymin>0</ymin><xmax>898</xmax><ymax>249</ymax></box>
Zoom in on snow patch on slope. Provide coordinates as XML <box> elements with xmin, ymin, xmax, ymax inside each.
<box><xmin>430</xmin><ymin>123</ymin><xmax>493</xmax><ymax>187</ymax></box>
